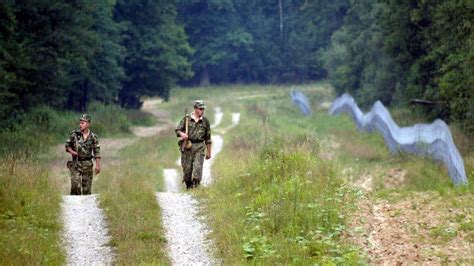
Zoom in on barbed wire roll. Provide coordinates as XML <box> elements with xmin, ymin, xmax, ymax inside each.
<box><xmin>291</xmin><ymin>89</ymin><xmax>311</xmax><ymax>117</ymax></box>
<box><xmin>329</xmin><ymin>93</ymin><xmax>467</xmax><ymax>185</ymax></box>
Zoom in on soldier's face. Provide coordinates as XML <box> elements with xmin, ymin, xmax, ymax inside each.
<box><xmin>195</xmin><ymin>107</ymin><xmax>204</xmax><ymax>117</ymax></box>
<box><xmin>79</xmin><ymin>120</ymin><xmax>90</xmax><ymax>131</ymax></box>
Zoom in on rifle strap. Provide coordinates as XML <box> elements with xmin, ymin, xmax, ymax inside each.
<box><xmin>74</xmin><ymin>132</ymin><xmax>82</xmax><ymax>195</ymax></box>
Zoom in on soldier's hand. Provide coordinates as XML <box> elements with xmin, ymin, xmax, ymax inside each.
<box><xmin>206</xmin><ymin>153</ymin><xmax>211</xmax><ymax>160</ymax></box>
<box><xmin>179</xmin><ymin>132</ymin><xmax>188</xmax><ymax>140</ymax></box>
<box><xmin>95</xmin><ymin>166</ymin><xmax>101</xmax><ymax>174</ymax></box>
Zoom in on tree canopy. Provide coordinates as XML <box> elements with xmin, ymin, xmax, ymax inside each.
<box><xmin>0</xmin><ymin>0</ymin><xmax>471</xmax><ymax>133</ymax></box>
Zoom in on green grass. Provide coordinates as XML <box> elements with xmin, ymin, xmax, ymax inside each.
<box><xmin>0</xmin><ymin>102</ymin><xmax>157</xmax><ymax>264</ymax></box>
<box><xmin>88</xmin><ymin>101</ymin><xmax>155</xmax><ymax>137</ymax></box>
<box><xmin>94</xmin><ymin>130</ymin><xmax>179</xmax><ymax>264</ymax></box>
<box><xmin>0</xmin><ymin>102</ymin><xmax>155</xmax><ymax>156</ymax></box>
<box><xmin>200</xmin><ymin>137</ymin><xmax>363</xmax><ymax>264</ymax></box>
<box><xmin>173</xmin><ymin>84</ymin><xmax>366</xmax><ymax>264</ymax></box>
<box><xmin>1</xmin><ymin>82</ymin><xmax>472</xmax><ymax>264</ymax></box>
<box><xmin>0</xmin><ymin>155</ymin><xmax>64</xmax><ymax>265</ymax></box>
<box><xmin>170</xmin><ymin>83</ymin><xmax>473</xmax><ymax>263</ymax></box>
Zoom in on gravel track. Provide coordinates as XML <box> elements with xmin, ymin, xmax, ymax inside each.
<box><xmin>202</xmin><ymin>135</ymin><xmax>223</xmax><ymax>186</ymax></box>
<box><xmin>60</xmin><ymin>98</ymin><xmax>167</xmax><ymax>265</ymax></box>
<box><xmin>211</xmin><ymin>107</ymin><xmax>223</xmax><ymax>128</ymax></box>
<box><xmin>61</xmin><ymin>195</ymin><xmax>114</xmax><ymax>265</ymax></box>
<box><xmin>156</xmin><ymin>193</ymin><xmax>217</xmax><ymax>265</ymax></box>
<box><xmin>157</xmin><ymin>108</ymin><xmax>241</xmax><ymax>265</ymax></box>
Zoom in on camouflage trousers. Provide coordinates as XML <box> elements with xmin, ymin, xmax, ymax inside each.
<box><xmin>181</xmin><ymin>142</ymin><xmax>205</xmax><ymax>188</ymax></box>
<box><xmin>68</xmin><ymin>160</ymin><xmax>94</xmax><ymax>195</ymax></box>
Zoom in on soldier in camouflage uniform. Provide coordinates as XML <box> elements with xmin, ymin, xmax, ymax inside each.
<box><xmin>175</xmin><ymin>100</ymin><xmax>212</xmax><ymax>189</ymax></box>
<box><xmin>65</xmin><ymin>114</ymin><xmax>101</xmax><ymax>195</ymax></box>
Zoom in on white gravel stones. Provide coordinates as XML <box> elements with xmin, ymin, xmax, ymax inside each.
<box><xmin>163</xmin><ymin>168</ymin><xmax>181</xmax><ymax>193</ymax></box>
<box><xmin>202</xmin><ymin>135</ymin><xmax>223</xmax><ymax>186</ymax></box>
<box><xmin>217</xmin><ymin>113</ymin><xmax>240</xmax><ymax>134</ymax></box>
<box><xmin>231</xmin><ymin>113</ymin><xmax>240</xmax><ymax>126</ymax></box>
<box><xmin>61</xmin><ymin>195</ymin><xmax>114</xmax><ymax>265</ymax></box>
<box><xmin>156</xmin><ymin>192</ymin><xmax>217</xmax><ymax>265</ymax></box>
<box><xmin>211</xmin><ymin>107</ymin><xmax>223</xmax><ymax>128</ymax></box>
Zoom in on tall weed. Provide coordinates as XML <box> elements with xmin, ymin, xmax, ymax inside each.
<box><xmin>94</xmin><ymin>131</ymin><xmax>177</xmax><ymax>264</ymax></box>
<box><xmin>0</xmin><ymin>155</ymin><xmax>64</xmax><ymax>264</ymax></box>
<box><xmin>203</xmin><ymin>137</ymin><xmax>363</xmax><ymax>264</ymax></box>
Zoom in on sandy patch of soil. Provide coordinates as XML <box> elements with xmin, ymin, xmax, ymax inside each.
<box><xmin>344</xmin><ymin>166</ymin><xmax>406</xmax><ymax>193</ymax></box>
<box><xmin>320</xmin><ymin>136</ymin><xmax>340</xmax><ymax>160</ymax></box>
<box><xmin>346</xmin><ymin>192</ymin><xmax>474</xmax><ymax>264</ymax></box>
<box><xmin>319</xmin><ymin>101</ymin><xmax>332</xmax><ymax>110</ymax></box>
<box><xmin>131</xmin><ymin>123</ymin><xmax>174</xmax><ymax>138</ymax></box>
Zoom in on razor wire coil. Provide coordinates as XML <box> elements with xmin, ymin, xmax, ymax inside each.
<box><xmin>329</xmin><ymin>93</ymin><xmax>467</xmax><ymax>185</ymax></box>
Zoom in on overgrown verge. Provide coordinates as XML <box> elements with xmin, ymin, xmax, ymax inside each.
<box><xmin>200</xmin><ymin>136</ymin><xmax>363</xmax><ymax>264</ymax></box>
<box><xmin>186</xmin><ymin>83</ymin><xmax>472</xmax><ymax>264</ymax></box>
<box><xmin>0</xmin><ymin>102</ymin><xmax>154</xmax><ymax>156</ymax></box>
<box><xmin>94</xmin><ymin>131</ymin><xmax>178</xmax><ymax>264</ymax></box>
<box><xmin>0</xmin><ymin>155</ymin><xmax>64</xmax><ymax>264</ymax></box>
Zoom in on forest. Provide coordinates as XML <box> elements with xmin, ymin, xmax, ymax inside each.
<box><xmin>1</xmin><ymin>0</ymin><xmax>472</xmax><ymax>133</ymax></box>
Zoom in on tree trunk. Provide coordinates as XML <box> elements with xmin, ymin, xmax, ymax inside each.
<box><xmin>81</xmin><ymin>79</ymin><xmax>89</xmax><ymax>112</ymax></box>
<box><xmin>279</xmin><ymin>0</ymin><xmax>283</xmax><ymax>42</ymax></box>
<box><xmin>199</xmin><ymin>66</ymin><xmax>210</xmax><ymax>86</ymax></box>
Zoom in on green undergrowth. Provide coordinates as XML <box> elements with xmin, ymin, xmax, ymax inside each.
<box><xmin>87</xmin><ymin>102</ymin><xmax>155</xmax><ymax>137</ymax></box>
<box><xmin>0</xmin><ymin>102</ymin><xmax>154</xmax><ymax>156</ymax></box>
<box><xmin>94</xmin><ymin>130</ymin><xmax>178</xmax><ymax>264</ymax></box>
<box><xmin>188</xmin><ymin>84</ymin><xmax>367</xmax><ymax>263</ymax></box>
<box><xmin>180</xmin><ymin>83</ymin><xmax>473</xmax><ymax>263</ymax></box>
<box><xmin>200</xmin><ymin>136</ymin><xmax>363</xmax><ymax>264</ymax></box>
<box><xmin>0</xmin><ymin>155</ymin><xmax>64</xmax><ymax>264</ymax></box>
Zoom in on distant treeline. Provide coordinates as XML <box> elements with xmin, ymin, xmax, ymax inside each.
<box><xmin>1</xmin><ymin>0</ymin><xmax>472</xmax><ymax>133</ymax></box>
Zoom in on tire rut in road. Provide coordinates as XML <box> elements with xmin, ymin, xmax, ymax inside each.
<box><xmin>60</xmin><ymin>98</ymin><xmax>169</xmax><ymax>264</ymax></box>
<box><xmin>61</xmin><ymin>195</ymin><xmax>114</xmax><ymax>265</ymax></box>
<box><xmin>157</xmin><ymin>108</ymin><xmax>240</xmax><ymax>265</ymax></box>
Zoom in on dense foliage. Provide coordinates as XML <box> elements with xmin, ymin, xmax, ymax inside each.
<box><xmin>177</xmin><ymin>0</ymin><xmax>472</xmax><ymax>133</ymax></box>
<box><xmin>0</xmin><ymin>0</ymin><xmax>191</xmax><ymax>122</ymax></box>
<box><xmin>323</xmin><ymin>0</ymin><xmax>473</xmax><ymax>133</ymax></box>
<box><xmin>177</xmin><ymin>0</ymin><xmax>347</xmax><ymax>84</ymax></box>
<box><xmin>0</xmin><ymin>0</ymin><xmax>472</xmax><ymax>133</ymax></box>
<box><xmin>114</xmin><ymin>0</ymin><xmax>192</xmax><ymax>108</ymax></box>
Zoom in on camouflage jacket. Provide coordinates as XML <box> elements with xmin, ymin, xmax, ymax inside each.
<box><xmin>175</xmin><ymin>113</ymin><xmax>212</xmax><ymax>144</ymax></box>
<box><xmin>65</xmin><ymin>130</ymin><xmax>100</xmax><ymax>160</ymax></box>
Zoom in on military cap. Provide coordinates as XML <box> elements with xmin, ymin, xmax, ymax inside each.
<box><xmin>79</xmin><ymin>114</ymin><xmax>92</xmax><ymax>123</ymax></box>
<box><xmin>194</xmin><ymin>100</ymin><xmax>206</xmax><ymax>109</ymax></box>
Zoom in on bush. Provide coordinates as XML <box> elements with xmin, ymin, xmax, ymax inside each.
<box><xmin>0</xmin><ymin>106</ymin><xmax>76</xmax><ymax>156</ymax></box>
<box><xmin>88</xmin><ymin>102</ymin><xmax>131</xmax><ymax>136</ymax></box>
<box><xmin>0</xmin><ymin>102</ymin><xmax>155</xmax><ymax>156</ymax></box>
<box><xmin>205</xmin><ymin>137</ymin><xmax>363</xmax><ymax>264</ymax></box>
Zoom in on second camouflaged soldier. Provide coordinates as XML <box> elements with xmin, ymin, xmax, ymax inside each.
<box><xmin>65</xmin><ymin>114</ymin><xmax>101</xmax><ymax>195</ymax></box>
<box><xmin>176</xmin><ymin>100</ymin><xmax>212</xmax><ymax>189</ymax></box>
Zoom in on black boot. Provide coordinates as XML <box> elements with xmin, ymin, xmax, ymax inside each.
<box><xmin>185</xmin><ymin>181</ymin><xmax>193</xmax><ymax>190</ymax></box>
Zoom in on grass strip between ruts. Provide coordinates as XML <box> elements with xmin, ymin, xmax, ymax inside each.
<box><xmin>94</xmin><ymin>131</ymin><xmax>178</xmax><ymax>264</ymax></box>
